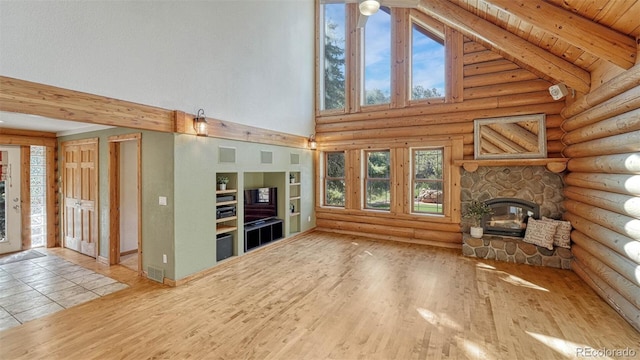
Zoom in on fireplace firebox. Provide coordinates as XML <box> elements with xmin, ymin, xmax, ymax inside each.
<box><xmin>481</xmin><ymin>198</ymin><xmax>539</xmax><ymax>237</ymax></box>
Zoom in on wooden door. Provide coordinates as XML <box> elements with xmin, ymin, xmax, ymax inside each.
<box><xmin>62</xmin><ymin>139</ymin><xmax>98</xmax><ymax>258</ymax></box>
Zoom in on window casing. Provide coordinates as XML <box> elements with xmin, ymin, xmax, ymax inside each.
<box><xmin>324</xmin><ymin>151</ymin><xmax>346</xmax><ymax>207</ymax></box>
<box><xmin>364</xmin><ymin>150</ymin><xmax>391</xmax><ymax>211</ymax></box>
<box><xmin>412</xmin><ymin>148</ymin><xmax>444</xmax><ymax>215</ymax></box>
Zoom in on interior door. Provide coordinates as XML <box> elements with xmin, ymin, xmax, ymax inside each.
<box><xmin>0</xmin><ymin>147</ymin><xmax>21</xmax><ymax>254</ymax></box>
<box><xmin>62</xmin><ymin>139</ymin><xmax>98</xmax><ymax>258</ymax></box>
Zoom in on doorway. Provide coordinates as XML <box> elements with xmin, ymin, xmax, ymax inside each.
<box><xmin>109</xmin><ymin>134</ymin><xmax>142</xmax><ymax>274</ymax></box>
<box><xmin>61</xmin><ymin>138</ymin><xmax>98</xmax><ymax>258</ymax></box>
<box><xmin>0</xmin><ymin>146</ymin><xmax>21</xmax><ymax>254</ymax></box>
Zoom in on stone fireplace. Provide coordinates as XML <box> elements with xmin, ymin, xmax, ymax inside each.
<box><xmin>461</xmin><ymin>166</ymin><xmax>571</xmax><ymax>269</ymax></box>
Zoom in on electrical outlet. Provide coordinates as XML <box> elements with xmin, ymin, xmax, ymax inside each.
<box><xmin>162</xmin><ymin>254</ymin><xmax>167</xmax><ymax>264</ymax></box>
<box><xmin>159</xmin><ymin>196</ymin><xmax>167</xmax><ymax>206</ymax></box>
<box><xmin>308</xmin><ymin>215</ymin><xmax>311</xmax><ymax>222</ymax></box>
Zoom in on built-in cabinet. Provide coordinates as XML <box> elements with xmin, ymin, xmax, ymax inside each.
<box><xmin>215</xmin><ymin>172</ymin><xmax>237</xmax><ymax>261</ymax></box>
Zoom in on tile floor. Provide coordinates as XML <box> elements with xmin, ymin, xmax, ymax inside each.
<box><xmin>0</xmin><ymin>251</ymin><xmax>128</xmax><ymax>331</ymax></box>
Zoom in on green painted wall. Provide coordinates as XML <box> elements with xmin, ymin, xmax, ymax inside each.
<box><xmin>58</xmin><ymin>130</ymin><xmax>314</xmax><ymax>281</ymax></box>
<box><xmin>58</xmin><ymin>128</ymin><xmax>176</xmax><ymax>279</ymax></box>
<box><xmin>173</xmin><ymin>135</ymin><xmax>315</xmax><ymax>280</ymax></box>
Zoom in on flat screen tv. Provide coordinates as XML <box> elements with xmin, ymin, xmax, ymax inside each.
<box><xmin>244</xmin><ymin>187</ymin><xmax>278</xmax><ymax>225</ymax></box>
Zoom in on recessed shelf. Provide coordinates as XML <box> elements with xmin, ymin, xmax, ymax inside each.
<box><xmin>290</xmin><ymin>212</ymin><xmax>300</xmax><ymax>217</ymax></box>
<box><xmin>216</xmin><ymin>216</ymin><xmax>237</xmax><ymax>224</ymax></box>
<box><xmin>289</xmin><ymin>182</ymin><xmax>301</xmax><ymax>186</ymax></box>
<box><xmin>289</xmin><ymin>196</ymin><xmax>301</xmax><ymax>200</ymax></box>
<box><xmin>216</xmin><ymin>224</ymin><xmax>237</xmax><ymax>235</ymax></box>
<box><xmin>216</xmin><ymin>189</ymin><xmax>237</xmax><ymax>195</ymax></box>
<box><xmin>216</xmin><ymin>200</ymin><xmax>238</xmax><ymax>206</ymax></box>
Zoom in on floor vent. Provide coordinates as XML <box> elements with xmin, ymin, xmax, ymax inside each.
<box><xmin>147</xmin><ymin>265</ymin><xmax>164</xmax><ymax>283</ymax></box>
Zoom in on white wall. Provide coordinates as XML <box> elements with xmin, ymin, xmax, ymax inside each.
<box><xmin>0</xmin><ymin>0</ymin><xmax>315</xmax><ymax>136</ymax></box>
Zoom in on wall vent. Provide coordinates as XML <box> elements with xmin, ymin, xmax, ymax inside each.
<box><xmin>219</xmin><ymin>146</ymin><xmax>236</xmax><ymax>163</ymax></box>
<box><xmin>290</xmin><ymin>153</ymin><xmax>300</xmax><ymax>165</ymax></box>
<box><xmin>147</xmin><ymin>265</ymin><xmax>164</xmax><ymax>283</ymax></box>
<box><xmin>260</xmin><ymin>151</ymin><xmax>273</xmax><ymax>164</ymax></box>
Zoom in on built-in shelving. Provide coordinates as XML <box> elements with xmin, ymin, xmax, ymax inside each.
<box><xmin>289</xmin><ymin>171</ymin><xmax>301</xmax><ymax>234</ymax></box>
<box><xmin>215</xmin><ymin>173</ymin><xmax>238</xmax><ymax>261</ymax></box>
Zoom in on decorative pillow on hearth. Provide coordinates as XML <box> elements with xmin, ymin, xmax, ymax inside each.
<box><xmin>523</xmin><ymin>218</ymin><xmax>558</xmax><ymax>251</ymax></box>
<box><xmin>542</xmin><ymin>216</ymin><xmax>572</xmax><ymax>249</ymax></box>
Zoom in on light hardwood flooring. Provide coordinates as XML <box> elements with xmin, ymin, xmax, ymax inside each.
<box><xmin>0</xmin><ymin>231</ymin><xmax>638</xmax><ymax>359</ymax></box>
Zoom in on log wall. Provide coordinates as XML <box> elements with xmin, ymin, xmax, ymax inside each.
<box><xmin>562</xmin><ymin>63</ymin><xmax>640</xmax><ymax>332</ymax></box>
<box><xmin>316</xmin><ymin>32</ymin><xmax>565</xmax><ymax>246</ymax></box>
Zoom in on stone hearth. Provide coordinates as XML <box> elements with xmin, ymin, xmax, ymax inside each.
<box><xmin>462</xmin><ymin>234</ymin><xmax>573</xmax><ymax>269</ymax></box>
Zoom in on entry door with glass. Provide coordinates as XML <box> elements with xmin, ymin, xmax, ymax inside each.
<box><xmin>0</xmin><ymin>147</ymin><xmax>22</xmax><ymax>254</ymax></box>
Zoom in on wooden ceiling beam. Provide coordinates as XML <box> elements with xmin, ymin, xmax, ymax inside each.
<box><xmin>481</xmin><ymin>0</ymin><xmax>636</xmax><ymax>69</ymax></box>
<box><xmin>417</xmin><ymin>0</ymin><xmax>591</xmax><ymax>93</ymax></box>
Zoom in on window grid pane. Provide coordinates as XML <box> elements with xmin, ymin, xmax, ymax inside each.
<box><xmin>363</xmin><ymin>7</ymin><xmax>391</xmax><ymax>106</ymax></box>
<box><xmin>411</xmin><ymin>23</ymin><xmax>445</xmax><ymax>101</ymax></box>
<box><xmin>412</xmin><ymin>148</ymin><xmax>444</xmax><ymax>214</ymax></box>
<box><xmin>322</xmin><ymin>3</ymin><xmax>346</xmax><ymax>111</ymax></box>
<box><xmin>324</xmin><ymin>152</ymin><xmax>345</xmax><ymax>207</ymax></box>
<box><xmin>365</xmin><ymin>150</ymin><xmax>391</xmax><ymax>210</ymax></box>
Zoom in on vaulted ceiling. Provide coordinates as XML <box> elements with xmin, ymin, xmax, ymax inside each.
<box><xmin>418</xmin><ymin>0</ymin><xmax>639</xmax><ymax>93</ymax></box>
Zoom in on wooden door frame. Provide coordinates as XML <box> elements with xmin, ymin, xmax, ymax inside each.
<box><xmin>108</xmin><ymin>133</ymin><xmax>142</xmax><ymax>275</ymax></box>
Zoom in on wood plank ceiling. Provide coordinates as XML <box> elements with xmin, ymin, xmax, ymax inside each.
<box><xmin>446</xmin><ymin>0</ymin><xmax>640</xmax><ymax>74</ymax></box>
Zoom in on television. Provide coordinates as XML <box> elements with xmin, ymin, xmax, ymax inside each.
<box><xmin>244</xmin><ymin>187</ymin><xmax>278</xmax><ymax>225</ymax></box>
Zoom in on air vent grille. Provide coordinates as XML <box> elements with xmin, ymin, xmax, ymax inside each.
<box><xmin>147</xmin><ymin>265</ymin><xmax>164</xmax><ymax>283</ymax></box>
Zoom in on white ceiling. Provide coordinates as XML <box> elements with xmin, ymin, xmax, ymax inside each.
<box><xmin>0</xmin><ymin>111</ymin><xmax>113</xmax><ymax>136</ymax></box>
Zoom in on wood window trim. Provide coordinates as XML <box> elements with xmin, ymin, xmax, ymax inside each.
<box><xmin>322</xmin><ymin>150</ymin><xmax>347</xmax><ymax>208</ymax></box>
<box><xmin>363</xmin><ymin>149</ymin><xmax>392</xmax><ymax>211</ymax></box>
<box><xmin>410</xmin><ymin>147</ymin><xmax>445</xmax><ymax>216</ymax></box>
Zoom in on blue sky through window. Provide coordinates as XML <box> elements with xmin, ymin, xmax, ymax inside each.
<box><xmin>323</xmin><ymin>5</ymin><xmax>446</xmax><ymax>104</ymax></box>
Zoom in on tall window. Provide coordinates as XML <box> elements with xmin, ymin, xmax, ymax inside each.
<box><xmin>324</xmin><ymin>152</ymin><xmax>346</xmax><ymax>207</ymax></box>
<box><xmin>365</xmin><ymin>150</ymin><xmax>391</xmax><ymax>210</ymax></box>
<box><xmin>411</xmin><ymin>23</ymin><xmax>445</xmax><ymax>100</ymax></box>
<box><xmin>412</xmin><ymin>148</ymin><xmax>444</xmax><ymax>214</ymax></box>
<box><xmin>363</xmin><ymin>7</ymin><xmax>391</xmax><ymax>106</ymax></box>
<box><xmin>320</xmin><ymin>3</ymin><xmax>346</xmax><ymax>111</ymax></box>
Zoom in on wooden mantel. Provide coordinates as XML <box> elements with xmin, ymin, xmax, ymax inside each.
<box><xmin>453</xmin><ymin>158</ymin><xmax>568</xmax><ymax>173</ymax></box>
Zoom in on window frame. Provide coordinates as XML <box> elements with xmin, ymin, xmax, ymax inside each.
<box><xmin>318</xmin><ymin>2</ymin><xmax>347</xmax><ymax>114</ymax></box>
<box><xmin>410</xmin><ymin>147</ymin><xmax>445</xmax><ymax>216</ymax></box>
<box><xmin>323</xmin><ymin>151</ymin><xmax>346</xmax><ymax>208</ymax></box>
<box><xmin>363</xmin><ymin>149</ymin><xmax>391</xmax><ymax>211</ymax></box>
<box><xmin>407</xmin><ymin>15</ymin><xmax>446</xmax><ymax>106</ymax></box>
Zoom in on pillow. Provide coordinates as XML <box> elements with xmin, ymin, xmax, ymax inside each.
<box><xmin>542</xmin><ymin>216</ymin><xmax>572</xmax><ymax>249</ymax></box>
<box><xmin>523</xmin><ymin>218</ymin><xmax>557</xmax><ymax>250</ymax></box>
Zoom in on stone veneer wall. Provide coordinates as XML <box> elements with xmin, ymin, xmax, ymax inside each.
<box><xmin>460</xmin><ymin>166</ymin><xmax>565</xmax><ymax>232</ymax></box>
<box><xmin>463</xmin><ymin>234</ymin><xmax>573</xmax><ymax>269</ymax></box>
<box><xmin>460</xmin><ymin>166</ymin><xmax>571</xmax><ymax>269</ymax></box>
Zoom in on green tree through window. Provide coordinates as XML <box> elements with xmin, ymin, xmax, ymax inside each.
<box><xmin>365</xmin><ymin>150</ymin><xmax>391</xmax><ymax>210</ymax></box>
<box><xmin>325</xmin><ymin>152</ymin><xmax>345</xmax><ymax>206</ymax></box>
<box><xmin>323</xmin><ymin>4</ymin><xmax>346</xmax><ymax>111</ymax></box>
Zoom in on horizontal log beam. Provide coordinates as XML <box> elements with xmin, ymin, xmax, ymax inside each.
<box><xmin>0</xmin><ymin>76</ymin><xmax>174</xmax><ymax>133</ymax></box>
<box><xmin>463</xmin><ymin>59</ymin><xmax>519</xmax><ymax>77</ymax></box>
<box><xmin>572</xmin><ymin>233</ymin><xmax>640</xmax><ymax>288</ymax></box>
<box><xmin>316</xmin><ymin>227</ymin><xmax>462</xmax><ymax>250</ymax></box>
<box><xmin>563</xmin><ymin>130</ymin><xmax>640</xmax><ymax>158</ymax></box>
<box><xmin>418</xmin><ymin>0</ymin><xmax>590</xmax><ymax>93</ymax></box>
<box><xmin>464</xmin><ymin>69</ymin><xmax>538</xmax><ymax>88</ymax></box>
<box><xmin>564</xmin><ymin>212</ymin><xmax>640</xmax><ymax>265</ymax></box>
<box><xmin>562</xmin><ymin>63</ymin><xmax>640</xmax><ymax>119</ymax></box>
<box><xmin>564</xmin><ymin>173</ymin><xmax>640</xmax><ymax>196</ymax></box>
<box><xmin>567</xmin><ymin>153</ymin><xmax>640</xmax><ymax>175</ymax></box>
<box><xmin>563</xmin><ymin>199</ymin><xmax>640</xmax><ymax>240</ymax></box>
<box><xmin>0</xmin><ymin>134</ymin><xmax>56</xmax><ymax>147</ymax></box>
<box><xmin>572</xmin><ymin>258</ymin><xmax>640</xmax><ymax>332</ymax></box>
<box><xmin>315</xmin><ymin>219</ymin><xmax>461</xmax><ymax>244</ymax></box>
<box><xmin>316</xmin><ymin>210</ymin><xmax>461</xmax><ymax>232</ymax></box>
<box><xmin>562</xmin><ymin>86</ymin><xmax>640</xmax><ymax>132</ymax></box>
<box><xmin>482</xmin><ymin>0</ymin><xmax>636</xmax><ymax>69</ymax></box>
<box><xmin>463</xmin><ymin>79</ymin><xmax>551</xmax><ymax>99</ymax></box>
<box><xmin>562</xmin><ymin>108</ymin><xmax>640</xmax><ymax>145</ymax></box>
<box><xmin>564</xmin><ymin>186</ymin><xmax>640</xmax><ymax>219</ymax></box>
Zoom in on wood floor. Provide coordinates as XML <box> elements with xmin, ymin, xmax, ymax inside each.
<box><xmin>0</xmin><ymin>231</ymin><xmax>638</xmax><ymax>359</ymax></box>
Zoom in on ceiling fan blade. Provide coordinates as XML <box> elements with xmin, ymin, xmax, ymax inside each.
<box><xmin>357</xmin><ymin>13</ymin><xmax>369</xmax><ymax>28</ymax></box>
